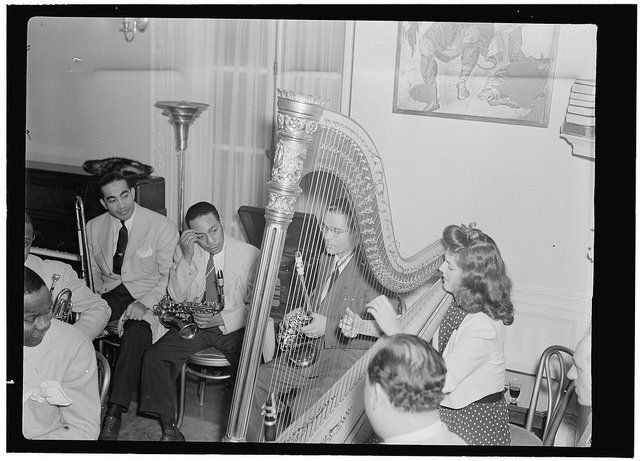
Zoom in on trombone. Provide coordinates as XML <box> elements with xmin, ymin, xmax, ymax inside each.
<box><xmin>75</xmin><ymin>196</ymin><xmax>95</xmax><ymax>292</ymax></box>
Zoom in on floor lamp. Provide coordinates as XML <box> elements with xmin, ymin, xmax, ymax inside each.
<box><xmin>156</xmin><ymin>101</ymin><xmax>209</xmax><ymax>231</ymax></box>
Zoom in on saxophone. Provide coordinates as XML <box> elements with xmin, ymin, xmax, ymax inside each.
<box><xmin>153</xmin><ymin>295</ymin><xmax>224</xmax><ymax>339</ymax></box>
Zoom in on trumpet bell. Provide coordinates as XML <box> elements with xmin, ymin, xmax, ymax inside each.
<box><xmin>52</xmin><ymin>288</ymin><xmax>75</xmax><ymax>323</ymax></box>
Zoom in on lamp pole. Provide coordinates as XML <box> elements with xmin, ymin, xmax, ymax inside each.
<box><xmin>156</xmin><ymin>101</ymin><xmax>209</xmax><ymax>230</ymax></box>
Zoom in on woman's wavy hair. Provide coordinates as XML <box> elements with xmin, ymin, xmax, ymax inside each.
<box><xmin>442</xmin><ymin>224</ymin><xmax>514</xmax><ymax>326</ymax></box>
<box><xmin>367</xmin><ymin>334</ymin><xmax>447</xmax><ymax>413</ymax></box>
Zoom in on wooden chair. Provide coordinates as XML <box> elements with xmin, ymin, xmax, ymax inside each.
<box><xmin>510</xmin><ymin>345</ymin><xmax>576</xmax><ymax>446</ymax></box>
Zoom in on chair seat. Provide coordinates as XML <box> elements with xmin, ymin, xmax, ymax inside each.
<box><xmin>510</xmin><ymin>424</ymin><xmax>543</xmax><ymax>446</ymax></box>
<box><xmin>177</xmin><ymin>346</ymin><xmax>232</xmax><ymax>428</ymax></box>
<box><xmin>188</xmin><ymin>346</ymin><xmax>231</xmax><ymax>367</ymax></box>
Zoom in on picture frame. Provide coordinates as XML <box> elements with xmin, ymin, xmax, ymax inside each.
<box><xmin>392</xmin><ymin>22</ymin><xmax>560</xmax><ymax>127</ymax></box>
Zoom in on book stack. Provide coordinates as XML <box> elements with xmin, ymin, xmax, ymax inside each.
<box><xmin>560</xmin><ymin>79</ymin><xmax>595</xmax><ymax>159</ymax></box>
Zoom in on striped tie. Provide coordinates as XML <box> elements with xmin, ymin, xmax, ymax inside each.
<box><xmin>320</xmin><ymin>260</ymin><xmax>340</xmax><ymax>302</ymax></box>
<box><xmin>204</xmin><ymin>255</ymin><xmax>219</xmax><ymax>303</ymax></box>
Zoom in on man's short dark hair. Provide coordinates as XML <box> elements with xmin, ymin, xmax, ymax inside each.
<box><xmin>367</xmin><ymin>334</ymin><xmax>447</xmax><ymax>413</ymax></box>
<box><xmin>25</xmin><ymin>266</ymin><xmax>46</xmax><ymax>296</ymax></box>
<box><xmin>185</xmin><ymin>202</ymin><xmax>220</xmax><ymax>227</ymax></box>
<box><xmin>98</xmin><ymin>172</ymin><xmax>131</xmax><ymax>198</ymax></box>
<box><xmin>326</xmin><ymin>196</ymin><xmax>357</xmax><ymax>233</ymax></box>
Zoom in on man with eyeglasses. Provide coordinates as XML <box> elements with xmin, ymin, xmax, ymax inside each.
<box><xmin>245</xmin><ymin>197</ymin><xmax>403</xmax><ymax>442</ymax></box>
<box><xmin>138</xmin><ymin>201</ymin><xmax>260</xmax><ymax>441</ymax></box>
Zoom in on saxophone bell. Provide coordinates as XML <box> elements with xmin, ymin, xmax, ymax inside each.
<box><xmin>158</xmin><ymin>310</ymin><xmax>199</xmax><ymax>339</ymax></box>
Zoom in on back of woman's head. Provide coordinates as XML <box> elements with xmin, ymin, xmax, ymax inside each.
<box><xmin>442</xmin><ymin>223</ymin><xmax>514</xmax><ymax>326</ymax></box>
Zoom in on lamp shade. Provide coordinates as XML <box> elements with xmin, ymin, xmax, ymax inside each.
<box><xmin>156</xmin><ymin>101</ymin><xmax>209</xmax><ymax>152</ymax></box>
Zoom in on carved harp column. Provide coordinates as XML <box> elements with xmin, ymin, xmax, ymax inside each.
<box><xmin>224</xmin><ymin>90</ymin><xmax>328</xmax><ymax>442</ymax></box>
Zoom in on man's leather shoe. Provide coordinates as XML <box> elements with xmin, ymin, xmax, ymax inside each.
<box><xmin>99</xmin><ymin>414</ymin><xmax>122</xmax><ymax>440</ymax></box>
<box><xmin>160</xmin><ymin>426</ymin><xmax>185</xmax><ymax>441</ymax></box>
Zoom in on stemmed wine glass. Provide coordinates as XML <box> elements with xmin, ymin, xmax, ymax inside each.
<box><xmin>509</xmin><ymin>378</ymin><xmax>522</xmax><ymax>405</ymax></box>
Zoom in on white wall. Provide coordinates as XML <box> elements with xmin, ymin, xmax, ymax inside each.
<box><xmin>24</xmin><ymin>17</ymin><xmax>595</xmax><ymax>372</ymax></box>
<box><xmin>26</xmin><ymin>17</ymin><xmax>153</xmax><ymax>165</ymax></box>
<box><xmin>350</xmin><ymin>22</ymin><xmax>595</xmax><ymax>371</ymax></box>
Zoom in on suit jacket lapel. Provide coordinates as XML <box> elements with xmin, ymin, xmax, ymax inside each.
<box><xmin>97</xmin><ymin>214</ymin><xmax>114</xmax><ymax>273</ymax></box>
<box><xmin>23</xmin><ymin>332</ymin><xmax>54</xmax><ymax>391</ymax></box>
<box><xmin>222</xmin><ymin>236</ymin><xmax>240</xmax><ymax>283</ymax></box>
<box><xmin>123</xmin><ymin>205</ymin><xmax>145</xmax><ymax>263</ymax></box>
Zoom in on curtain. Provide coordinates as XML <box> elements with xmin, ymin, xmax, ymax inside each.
<box><xmin>151</xmin><ymin>18</ymin><xmax>346</xmax><ymax>241</ymax></box>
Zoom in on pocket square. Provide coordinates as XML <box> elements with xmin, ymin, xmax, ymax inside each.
<box><xmin>136</xmin><ymin>247</ymin><xmax>153</xmax><ymax>258</ymax></box>
<box><xmin>25</xmin><ymin>380</ymin><xmax>73</xmax><ymax>406</ymax></box>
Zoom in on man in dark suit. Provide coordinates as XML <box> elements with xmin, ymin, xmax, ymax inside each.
<box><xmin>86</xmin><ymin>172</ymin><xmax>179</xmax><ymax>440</ymax></box>
<box><xmin>245</xmin><ymin>198</ymin><xmax>402</xmax><ymax>442</ymax></box>
<box><xmin>139</xmin><ymin>201</ymin><xmax>260</xmax><ymax>441</ymax></box>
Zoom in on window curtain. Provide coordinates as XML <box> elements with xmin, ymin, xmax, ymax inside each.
<box><xmin>151</xmin><ymin>18</ymin><xmax>346</xmax><ymax>241</ymax></box>
<box><xmin>279</xmin><ymin>20</ymin><xmax>346</xmax><ymax>112</ymax></box>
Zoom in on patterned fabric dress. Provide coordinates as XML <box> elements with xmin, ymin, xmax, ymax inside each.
<box><xmin>437</xmin><ymin>302</ymin><xmax>511</xmax><ymax>446</ymax></box>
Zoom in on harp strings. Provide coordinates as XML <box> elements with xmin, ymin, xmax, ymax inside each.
<box><xmin>263</xmin><ymin>124</ymin><xmax>392</xmax><ymax>441</ymax></box>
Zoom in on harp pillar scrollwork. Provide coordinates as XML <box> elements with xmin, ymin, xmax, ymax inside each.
<box><xmin>223</xmin><ymin>90</ymin><xmax>328</xmax><ymax>442</ymax></box>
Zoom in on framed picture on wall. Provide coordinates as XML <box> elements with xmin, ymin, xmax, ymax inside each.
<box><xmin>392</xmin><ymin>22</ymin><xmax>560</xmax><ymax>128</ymax></box>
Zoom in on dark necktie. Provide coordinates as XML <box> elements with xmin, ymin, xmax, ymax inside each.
<box><xmin>204</xmin><ymin>255</ymin><xmax>219</xmax><ymax>303</ymax></box>
<box><xmin>437</xmin><ymin>301</ymin><xmax>469</xmax><ymax>354</ymax></box>
<box><xmin>113</xmin><ymin>220</ymin><xmax>128</xmax><ymax>275</ymax></box>
<box><xmin>320</xmin><ymin>260</ymin><xmax>340</xmax><ymax>302</ymax></box>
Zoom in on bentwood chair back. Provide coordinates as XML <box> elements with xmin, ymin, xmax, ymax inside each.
<box><xmin>510</xmin><ymin>345</ymin><xmax>576</xmax><ymax>446</ymax></box>
<box><xmin>96</xmin><ymin>350</ymin><xmax>111</xmax><ymax>409</ymax></box>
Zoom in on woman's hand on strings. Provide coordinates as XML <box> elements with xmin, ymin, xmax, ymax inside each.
<box><xmin>339</xmin><ymin>307</ymin><xmax>364</xmax><ymax>338</ymax></box>
<box><xmin>366</xmin><ymin>295</ymin><xmax>402</xmax><ymax>336</ymax></box>
<box><xmin>299</xmin><ymin>313</ymin><xmax>326</xmax><ymax>338</ymax></box>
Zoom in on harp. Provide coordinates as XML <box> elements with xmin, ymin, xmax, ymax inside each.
<box><xmin>224</xmin><ymin>90</ymin><xmax>451</xmax><ymax>443</ymax></box>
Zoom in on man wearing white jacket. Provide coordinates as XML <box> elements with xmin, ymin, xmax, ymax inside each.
<box><xmin>25</xmin><ymin>213</ymin><xmax>110</xmax><ymax>340</ymax></box>
<box><xmin>139</xmin><ymin>201</ymin><xmax>260</xmax><ymax>441</ymax></box>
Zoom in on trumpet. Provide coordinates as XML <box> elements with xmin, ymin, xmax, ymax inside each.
<box><xmin>153</xmin><ymin>295</ymin><xmax>224</xmax><ymax>339</ymax></box>
<box><xmin>52</xmin><ymin>288</ymin><xmax>75</xmax><ymax>323</ymax></box>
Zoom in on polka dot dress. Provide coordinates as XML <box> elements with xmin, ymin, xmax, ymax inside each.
<box><xmin>439</xmin><ymin>399</ymin><xmax>511</xmax><ymax>446</ymax></box>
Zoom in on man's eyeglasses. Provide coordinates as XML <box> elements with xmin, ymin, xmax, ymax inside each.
<box><xmin>320</xmin><ymin>224</ymin><xmax>349</xmax><ymax>237</ymax></box>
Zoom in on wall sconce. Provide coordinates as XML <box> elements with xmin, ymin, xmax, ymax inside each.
<box><xmin>120</xmin><ymin>18</ymin><xmax>149</xmax><ymax>42</ymax></box>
